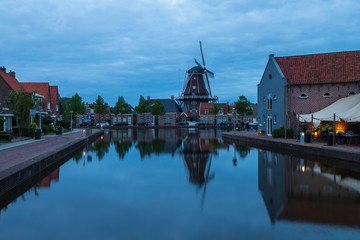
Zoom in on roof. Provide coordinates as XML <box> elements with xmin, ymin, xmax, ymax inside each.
<box><xmin>275</xmin><ymin>50</ymin><xmax>360</xmax><ymax>84</ymax></box>
<box><xmin>199</xmin><ymin>102</ymin><xmax>229</xmax><ymax>115</ymax></box>
<box><xmin>21</xmin><ymin>82</ymin><xmax>49</xmax><ymax>100</ymax></box>
<box><xmin>0</xmin><ymin>70</ymin><xmax>22</xmax><ymax>92</ymax></box>
<box><xmin>149</xmin><ymin>99</ymin><xmax>182</xmax><ymax>113</ymax></box>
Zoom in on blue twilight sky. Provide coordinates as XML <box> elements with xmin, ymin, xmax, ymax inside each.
<box><xmin>1</xmin><ymin>0</ymin><xmax>360</xmax><ymax>107</ymax></box>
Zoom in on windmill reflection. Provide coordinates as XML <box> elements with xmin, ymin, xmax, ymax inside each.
<box><xmin>179</xmin><ymin>128</ymin><xmax>228</xmax><ymax>209</ymax></box>
<box><xmin>258</xmin><ymin>150</ymin><xmax>360</xmax><ymax>227</ymax></box>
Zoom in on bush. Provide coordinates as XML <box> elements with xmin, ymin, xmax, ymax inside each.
<box><xmin>0</xmin><ymin>133</ymin><xmax>12</xmax><ymax>142</ymax></box>
<box><xmin>41</xmin><ymin>124</ymin><xmax>54</xmax><ymax>134</ymax></box>
<box><xmin>13</xmin><ymin>127</ymin><xmax>35</xmax><ymax>137</ymax></box>
<box><xmin>272</xmin><ymin>127</ymin><xmax>294</xmax><ymax>138</ymax></box>
<box><xmin>57</xmin><ymin>119</ymin><xmax>70</xmax><ymax>129</ymax></box>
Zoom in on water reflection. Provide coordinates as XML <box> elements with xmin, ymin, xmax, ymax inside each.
<box><xmin>258</xmin><ymin>150</ymin><xmax>360</xmax><ymax>227</ymax></box>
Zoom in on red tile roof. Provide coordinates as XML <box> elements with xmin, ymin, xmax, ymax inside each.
<box><xmin>21</xmin><ymin>82</ymin><xmax>50</xmax><ymax>111</ymax></box>
<box><xmin>0</xmin><ymin>70</ymin><xmax>22</xmax><ymax>92</ymax></box>
<box><xmin>275</xmin><ymin>50</ymin><xmax>360</xmax><ymax>84</ymax></box>
<box><xmin>50</xmin><ymin>85</ymin><xmax>59</xmax><ymax>113</ymax></box>
<box><xmin>199</xmin><ymin>102</ymin><xmax>229</xmax><ymax>115</ymax></box>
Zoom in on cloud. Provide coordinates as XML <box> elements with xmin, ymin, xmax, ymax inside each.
<box><xmin>1</xmin><ymin>0</ymin><xmax>360</xmax><ymax>106</ymax></box>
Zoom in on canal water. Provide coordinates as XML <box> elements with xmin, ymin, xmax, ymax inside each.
<box><xmin>1</xmin><ymin>128</ymin><xmax>360</xmax><ymax>240</ymax></box>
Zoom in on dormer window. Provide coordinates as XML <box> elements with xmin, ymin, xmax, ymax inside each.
<box><xmin>323</xmin><ymin>92</ymin><xmax>332</xmax><ymax>98</ymax></box>
<box><xmin>299</xmin><ymin>93</ymin><xmax>308</xmax><ymax>99</ymax></box>
<box><xmin>348</xmin><ymin>91</ymin><xmax>357</xmax><ymax>96</ymax></box>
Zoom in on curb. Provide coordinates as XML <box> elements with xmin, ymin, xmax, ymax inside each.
<box><xmin>0</xmin><ymin>130</ymin><xmax>103</xmax><ymax>197</ymax></box>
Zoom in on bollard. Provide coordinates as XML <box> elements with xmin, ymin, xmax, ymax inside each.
<box><xmin>300</xmin><ymin>132</ymin><xmax>305</xmax><ymax>145</ymax></box>
<box><xmin>83</xmin><ymin>129</ymin><xmax>86</xmax><ymax>138</ymax></box>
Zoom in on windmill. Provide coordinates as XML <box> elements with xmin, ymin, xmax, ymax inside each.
<box><xmin>178</xmin><ymin>41</ymin><xmax>215</xmax><ymax>121</ymax></box>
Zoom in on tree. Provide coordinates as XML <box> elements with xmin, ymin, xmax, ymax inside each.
<box><xmin>209</xmin><ymin>96</ymin><xmax>222</xmax><ymax>124</ymax></box>
<box><xmin>234</xmin><ymin>95</ymin><xmax>253</xmax><ymax>122</ymax></box>
<box><xmin>90</xmin><ymin>95</ymin><xmax>109</xmax><ymax>122</ymax></box>
<box><xmin>5</xmin><ymin>87</ymin><xmax>38</xmax><ymax>136</ymax></box>
<box><xmin>65</xmin><ymin>93</ymin><xmax>86</xmax><ymax>114</ymax></box>
<box><xmin>151</xmin><ymin>99</ymin><xmax>165</xmax><ymax>125</ymax></box>
<box><xmin>113</xmin><ymin>96</ymin><xmax>131</xmax><ymax>123</ymax></box>
<box><xmin>134</xmin><ymin>95</ymin><xmax>151</xmax><ymax>123</ymax></box>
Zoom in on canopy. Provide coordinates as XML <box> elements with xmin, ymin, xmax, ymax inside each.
<box><xmin>298</xmin><ymin>93</ymin><xmax>360</xmax><ymax>127</ymax></box>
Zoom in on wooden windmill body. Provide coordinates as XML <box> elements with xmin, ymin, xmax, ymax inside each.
<box><xmin>178</xmin><ymin>41</ymin><xmax>215</xmax><ymax>122</ymax></box>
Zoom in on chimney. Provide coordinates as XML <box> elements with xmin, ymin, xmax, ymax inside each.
<box><xmin>9</xmin><ymin>70</ymin><xmax>15</xmax><ymax>78</ymax></box>
<box><xmin>147</xmin><ymin>96</ymin><xmax>150</xmax><ymax>100</ymax></box>
<box><xmin>171</xmin><ymin>95</ymin><xmax>174</xmax><ymax>100</ymax></box>
<box><xmin>0</xmin><ymin>66</ymin><xmax>6</xmax><ymax>73</ymax></box>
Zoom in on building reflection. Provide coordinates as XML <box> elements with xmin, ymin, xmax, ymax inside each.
<box><xmin>258</xmin><ymin>150</ymin><xmax>360</xmax><ymax>227</ymax></box>
<box><xmin>39</xmin><ymin>169</ymin><xmax>60</xmax><ymax>188</ymax></box>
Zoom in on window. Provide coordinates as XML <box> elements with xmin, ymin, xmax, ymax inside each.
<box><xmin>113</xmin><ymin>117</ymin><xmax>117</xmax><ymax>123</ymax></box>
<box><xmin>200</xmin><ymin>117</ymin><xmax>204</xmax><ymax>121</ymax></box>
<box><xmin>140</xmin><ymin>116</ymin><xmax>144</xmax><ymax>122</ymax></box>
<box><xmin>323</xmin><ymin>92</ymin><xmax>332</xmax><ymax>98</ymax></box>
<box><xmin>210</xmin><ymin>117</ymin><xmax>213</xmax><ymax>122</ymax></box>
<box><xmin>48</xmin><ymin>102</ymin><xmax>51</xmax><ymax>110</ymax></box>
<box><xmin>146</xmin><ymin>116</ymin><xmax>151</xmax><ymax>123</ymax></box>
<box><xmin>269</xmin><ymin>74</ymin><xmax>272</xmax><ymax>80</ymax></box>
<box><xmin>56</xmin><ymin>105</ymin><xmax>58</xmax><ymax>111</ymax></box>
<box><xmin>299</xmin><ymin>93</ymin><xmax>308</xmax><ymax>99</ymax></box>
<box><xmin>162</xmin><ymin>116</ymin><xmax>167</xmax><ymax>123</ymax></box>
<box><xmin>205</xmin><ymin>109</ymin><xmax>209</xmax><ymax>114</ymax></box>
<box><xmin>267</xmin><ymin>94</ymin><xmax>272</xmax><ymax>110</ymax></box>
<box><xmin>193</xmin><ymin>85</ymin><xmax>196</xmax><ymax>89</ymax></box>
<box><xmin>274</xmin><ymin>114</ymin><xmax>277</xmax><ymax>124</ymax></box>
<box><xmin>205</xmin><ymin>117</ymin><xmax>208</xmax><ymax>122</ymax></box>
<box><xmin>348</xmin><ymin>91</ymin><xmax>357</xmax><ymax>96</ymax></box>
<box><xmin>90</xmin><ymin>109</ymin><xmax>94</xmax><ymax>114</ymax></box>
<box><xmin>169</xmin><ymin>116</ymin><xmax>173</xmax><ymax>123</ymax></box>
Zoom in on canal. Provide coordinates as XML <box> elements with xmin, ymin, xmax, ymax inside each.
<box><xmin>1</xmin><ymin>128</ymin><xmax>360</xmax><ymax>240</ymax></box>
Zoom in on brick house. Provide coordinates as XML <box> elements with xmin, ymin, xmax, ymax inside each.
<box><xmin>0</xmin><ymin>67</ymin><xmax>20</xmax><ymax>131</ymax></box>
<box><xmin>136</xmin><ymin>97</ymin><xmax>182</xmax><ymax>126</ymax></box>
<box><xmin>258</xmin><ymin>51</ymin><xmax>360</xmax><ymax>136</ymax></box>
<box><xmin>111</xmin><ymin>106</ymin><xmax>137</xmax><ymax>126</ymax></box>
<box><xmin>199</xmin><ymin>102</ymin><xmax>230</xmax><ymax>124</ymax></box>
<box><xmin>21</xmin><ymin>82</ymin><xmax>51</xmax><ymax>114</ymax></box>
<box><xmin>76</xmin><ymin>103</ymin><xmax>111</xmax><ymax>126</ymax></box>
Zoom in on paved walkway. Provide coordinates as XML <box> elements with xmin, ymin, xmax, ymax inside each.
<box><xmin>223</xmin><ymin>131</ymin><xmax>360</xmax><ymax>155</ymax></box>
<box><xmin>0</xmin><ymin>129</ymin><xmax>92</xmax><ymax>174</ymax></box>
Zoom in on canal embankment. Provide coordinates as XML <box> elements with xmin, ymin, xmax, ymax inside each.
<box><xmin>0</xmin><ymin>129</ymin><xmax>103</xmax><ymax>196</ymax></box>
<box><xmin>222</xmin><ymin>131</ymin><xmax>360</xmax><ymax>163</ymax></box>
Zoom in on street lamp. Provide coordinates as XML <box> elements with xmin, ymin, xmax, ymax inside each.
<box><xmin>232</xmin><ymin>109</ymin><xmax>236</xmax><ymax>133</ymax></box>
<box><xmin>70</xmin><ymin>111</ymin><xmax>73</xmax><ymax>132</ymax></box>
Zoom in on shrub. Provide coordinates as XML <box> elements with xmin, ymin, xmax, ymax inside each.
<box><xmin>41</xmin><ymin>125</ymin><xmax>54</xmax><ymax>134</ymax></box>
<box><xmin>57</xmin><ymin>119</ymin><xmax>70</xmax><ymax>129</ymax></box>
<box><xmin>0</xmin><ymin>133</ymin><xmax>12</xmax><ymax>142</ymax></box>
<box><xmin>272</xmin><ymin>127</ymin><xmax>294</xmax><ymax>138</ymax></box>
<box><xmin>12</xmin><ymin>127</ymin><xmax>35</xmax><ymax>137</ymax></box>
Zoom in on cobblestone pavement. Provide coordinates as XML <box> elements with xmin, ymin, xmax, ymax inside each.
<box><xmin>0</xmin><ymin>129</ymin><xmax>93</xmax><ymax>174</ymax></box>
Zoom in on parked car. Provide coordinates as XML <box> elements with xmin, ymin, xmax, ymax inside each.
<box><xmin>114</xmin><ymin>122</ymin><xmax>128</xmax><ymax>126</ymax></box>
<box><xmin>176</xmin><ymin>121</ymin><xmax>189</xmax><ymax>126</ymax></box>
<box><xmin>187</xmin><ymin>121</ymin><xmax>198</xmax><ymax>126</ymax></box>
<box><xmin>217</xmin><ymin>121</ymin><xmax>232</xmax><ymax>126</ymax></box>
<box><xmin>136</xmin><ymin>122</ymin><xmax>148</xmax><ymax>126</ymax></box>
<box><xmin>96</xmin><ymin>122</ymin><xmax>110</xmax><ymax>127</ymax></box>
<box><xmin>196</xmin><ymin>122</ymin><xmax>209</xmax><ymax>126</ymax></box>
<box><xmin>248</xmin><ymin>122</ymin><xmax>258</xmax><ymax>130</ymax></box>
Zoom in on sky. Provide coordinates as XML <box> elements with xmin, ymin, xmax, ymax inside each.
<box><xmin>1</xmin><ymin>0</ymin><xmax>360</xmax><ymax>107</ymax></box>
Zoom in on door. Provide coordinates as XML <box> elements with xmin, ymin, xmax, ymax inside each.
<box><xmin>267</xmin><ymin>116</ymin><xmax>272</xmax><ymax>136</ymax></box>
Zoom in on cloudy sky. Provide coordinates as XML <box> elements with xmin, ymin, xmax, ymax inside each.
<box><xmin>1</xmin><ymin>0</ymin><xmax>360</xmax><ymax>106</ymax></box>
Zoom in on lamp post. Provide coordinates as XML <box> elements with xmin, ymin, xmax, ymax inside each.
<box><xmin>232</xmin><ymin>110</ymin><xmax>236</xmax><ymax>133</ymax></box>
<box><xmin>70</xmin><ymin>111</ymin><xmax>73</xmax><ymax>132</ymax></box>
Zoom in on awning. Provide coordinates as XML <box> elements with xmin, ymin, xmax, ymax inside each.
<box><xmin>298</xmin><ymin>93</ymin><xmax>360</xmax><ymax>127</ymax></box>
